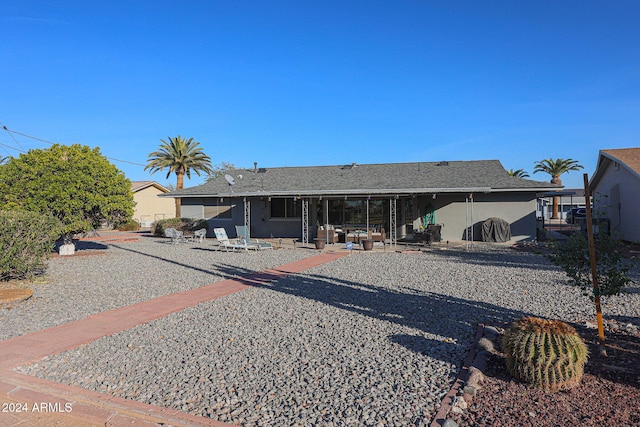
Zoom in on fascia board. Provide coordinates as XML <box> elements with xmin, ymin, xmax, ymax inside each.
<box><xmin>162</xmin><ymin>187</ymin><xmax>561</xmax><ymax>198</ymax></box>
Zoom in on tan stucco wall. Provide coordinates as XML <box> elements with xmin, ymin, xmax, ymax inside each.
<box><xmin>133</xmin><ymin>186</ymin><xmax>175</xmax><ymax>226</ymax></box>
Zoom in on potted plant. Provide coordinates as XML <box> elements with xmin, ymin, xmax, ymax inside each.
<box><xmin>313</xmin><ymin>238</ymin><xmax>326</xmax><ymax>250</ymax></box>
<box><xmin>361</xmin><ymin>239</ymin><xmax>374</xmax><ymax>251</ymax></box>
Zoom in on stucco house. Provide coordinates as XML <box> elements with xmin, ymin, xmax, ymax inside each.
<box><xmin>590</xmin><ymin>148</ymin><xmax>640</xmax><ymax>242</ymax></box>
<box><xmin>131</xmin><ymin>181</ymin><xmax>175</xmax><ymax>227</ymax></box>
<box><xmin>163</xmin><ymin>160</ymin><xmax>559</xmax><ymax>243</ymax></box>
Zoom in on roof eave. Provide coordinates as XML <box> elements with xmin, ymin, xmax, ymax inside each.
<box><xmin>163</xmin><ymin>186</ymin><xmax>556</xmax><ymax>198</ymax></box>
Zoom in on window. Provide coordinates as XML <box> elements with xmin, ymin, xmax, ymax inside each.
<box><xmin>270</xmin><ymin>198</ymin><xmax>301</xmax><ymax>218</ymax></box>
<box><xmin>204</xmin><ymin>203</ymin><xmax>233</xmax><ymax>219</ymax></box>
<box><xmin>327</xmin><ymin>199</ymin><xmax>343</xmax><ymax>224</ymax></box>
<box><xmin>344</xmin><ymin>200</ymin><xmax>364</xmax><ymax>224</ymax></box>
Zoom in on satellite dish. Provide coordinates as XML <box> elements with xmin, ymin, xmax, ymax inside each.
<box><xmin>224</xmin><ymin>174</ymin><xmax>235</xmax><ymax>193</ymax></box>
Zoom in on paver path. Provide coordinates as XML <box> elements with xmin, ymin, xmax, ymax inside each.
<box><xmin>0</xmin><ymin>251</ymin><xmax>348</xmax><ymax>426</ymax></box>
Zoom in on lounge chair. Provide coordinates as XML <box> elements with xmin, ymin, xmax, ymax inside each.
<box><xmin>213</xmin><ymin>228</ymin><xmax>253</xmax><ymax>251</ymax></box>
<box><xmin>235</xmin><ymin>225</ymin><xmax>274</xmax><ymax>250</ymax></box>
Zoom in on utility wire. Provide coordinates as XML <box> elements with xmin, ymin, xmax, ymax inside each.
<box><xmin>4</xmin><ymin>127</ymin><xmax>56</xmax><ymax>146</ymax></box>
<box><xmin>0</xmin><ymin>140</ymin><xmax>26</xmax><ymax>155</ymax></box>
<box><xmin>1</xmin><ymin>121</ymin><xmax>25</xmax><ymax>151</ymax></box>
<box><xmin>1</xmin><ymin>124</ymin><xmax>147</xmax><ymax>168</ymax></box>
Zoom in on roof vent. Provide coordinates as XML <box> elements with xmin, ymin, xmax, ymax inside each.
<box><xmin>342</xmin><ymin>162</ymin><xmax>357</xmax><ymax>169</ymax></box>
<box><xmin>258</xmin><ymin>168</ymin><xmax>267</xmax><ymax>173</ymax></box>
<box><xmin>437</xmin><ymin>161</ymin><xmax>449</xmax><ymax>166</ymax></box>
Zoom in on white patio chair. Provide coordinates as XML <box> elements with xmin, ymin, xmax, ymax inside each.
<box><xmin>193</xmin><ymin>228</ymin><xmax>207</xmax><ymax>243</ymax></box>
<box><xmin>235</xmin><ymin>225</ymin><xmax>274</xmax><ymax>250</ymax></box>
<box><xmin>164</xmin><ymin>227</ymin><xmax>186</xmax><ymax>244</ymax></box>
<box><xmin>213</xmin><ymin>228</ymin><xmax>251</xmax><ymax>251</ymax></box>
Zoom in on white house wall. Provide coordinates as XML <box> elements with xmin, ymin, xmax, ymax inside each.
<box><xmin>592</xmin><ymin>162</ymin><xmax>640</xmax><ymax>242</ymax></box>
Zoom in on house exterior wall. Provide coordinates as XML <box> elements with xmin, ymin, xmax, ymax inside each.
<box><xmin>182</xmin><ymin>198</ymin><xmax>240</xmax><ymax>237</ymax></box>
<box><xmin>424</xmin><ymin>192</ymin><xmax>537</xmax><ymax>242</ymax></box>
<box><xmin>133</xmin><ymin>186</ymin><xmax>175</xmax><ymax>227</ymax></box>
<box><xmin>181</xmin><ymin>192</ymin><xmax>538</xmax><ymax>242</ymax></box>
<box><xmin>592</xmin><ymin>162</ymin><xmax>640</xmax><ymax>242</ymax></box>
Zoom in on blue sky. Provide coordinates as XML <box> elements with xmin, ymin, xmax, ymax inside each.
<box><xmin>1</xmin><ymin>1</ymin><xmax>639</xmax><ymax>190</ymax></box>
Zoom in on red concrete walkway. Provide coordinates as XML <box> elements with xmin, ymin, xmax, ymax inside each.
<box><xmin>0</xmin><ymin>251</ymin><xmax>349</xmax><ymax>427</ymax></box>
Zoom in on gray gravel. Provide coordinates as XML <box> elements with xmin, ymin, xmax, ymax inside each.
<box><xmin>9</xmin><ymin>241</ymin><xmax>640</xmax><ymax>426</ymax></box>
<box><xmin>0</xmin><ymin>237</ymin><xmax>314</xmax><ymax>340</ymax></box>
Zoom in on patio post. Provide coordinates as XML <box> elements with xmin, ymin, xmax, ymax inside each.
<box><xmin>243</xmin><ymin>197</ymin><xmax>250</xmax><ymax>231</ymax></box>
<box><xmin>325</xmin><ymin>198</ymin><xmax>329</xmax><ymax>244</ymax></box>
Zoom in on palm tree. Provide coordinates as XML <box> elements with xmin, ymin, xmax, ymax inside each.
<box><xmin>533</xmin><ymin>158</ymin><xmax>583</xmax><ymax>219</ymax></box>
<box><xmin>507</xmin><ymin>168</ymin><xmax>530</xmax><ymax>178</ymax></box>
<box><xmin>145</xmin><ymin>136</ymin><xmax>214</xmax><ymax>217</ymax></box>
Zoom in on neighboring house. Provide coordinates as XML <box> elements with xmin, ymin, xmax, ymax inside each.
<box><xmin>589</xmin><ymin>148</ymin><xmax>640</xmax><ymax>242</ymax></box>
<box><xmin>162</xmin><ymin>160</ymin><xmax>560</xmax><ymax>243</ymax></box>
<box><xmin>131</xmin><ymin>181</ymin><xmax>175</xmax><ymax>227</ymax></box>
<box><xmin>537</xmin><ymin>189</ymin><xmax>587</xmax><ymax>220</ymax></box>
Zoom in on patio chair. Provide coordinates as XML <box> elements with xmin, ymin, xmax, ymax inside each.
<box><xmin>235</xmin><ymin>225</ymin><xmax>274</xmax><ymax>250</ymax></box>
<box><xmin>193</xmin><ymin>228</ymin><xmax>207</xmax><ymax>243</ymax></box>
<box><xmin>164</xmin><ymin>227</ymin><xmax>186</xmax><ymax>244</ymax></box>
<box><xmin>213</xmin><ymin>228</ymin><xmax>252</xmax><ymax>251</ymax></box>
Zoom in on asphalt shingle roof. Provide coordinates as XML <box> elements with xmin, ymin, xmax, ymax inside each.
<box><xmin>131</xmin><ymin>181</ymin><xmax>169</xmax><ymax>193</ymax></box>
<box><xmin>590</xmin><ymin>147</ymin><xmax>640</xmax><ymax>189</ymax></box>
<box><xmin>168</xmin><ymin>160</ymin><xmax>559</xmax><ymax>198</ymax></box>
<box><xmin>601</xmin><ymin>148</ymin><xmax>640</xmax><ymax>176</ymax></box>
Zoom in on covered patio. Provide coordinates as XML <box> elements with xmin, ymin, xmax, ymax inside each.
<box><xmin>167</xmin><ymin>160</ymin><xmax>560</xmax><ymax>243</ymax></box>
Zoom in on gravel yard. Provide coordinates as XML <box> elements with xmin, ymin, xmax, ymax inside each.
<box><xmin>0</xmin><ymin>238</ymin><xmax>314</xmax><ymax>341</ymax></box>
<box><xmin>6</xmin><ymin>239</ymin><xmax>640</xmax><ymax>426</ymax></box>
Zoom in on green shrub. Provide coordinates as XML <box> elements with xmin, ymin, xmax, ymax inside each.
<box><xmin>545</xmin><ymin>231</ymin><xmax>634</xmax><ymax>299</ymax></box>
<box><xmin>502</xmin><ymin>317</ymin><xmax>588</xmax><ymax>392</ymax></box>
<box><xmin>117</xmin><ymin>219</ymin><xmax>141</xmax><ymax>231</ymax></box>
<box><xmin>153</xmin><ymin>218</ymin><xmax>209</xmax><ymax>236</ymax></box>
<box><xmin>0</xmin><ymin>210</ymin><xmax>62</xmax><ymax>280</ymax></box>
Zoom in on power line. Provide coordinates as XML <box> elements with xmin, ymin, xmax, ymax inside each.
<box><xmin>1</xmin><ymin>124</ymin><xmax>147</xmax><ymax>168</ymax></box>
<box><xmin>108</xmin><ymin>157</ymin><xmax>147</xmax><ymax>167</ymax></box>
<box><xmin>1</xmin><ymin>121</ymin><xmax>25</xmax><ymax>151</ymax></box>
<box><xmin>0</xmin><ymin>140</ymin><xmax>26</xmax><ymax>156</ymax></box>
<box><xmin>3</xmin><ymin>127</ymin><xmax>56</xmax><ymax>146</ymax></box>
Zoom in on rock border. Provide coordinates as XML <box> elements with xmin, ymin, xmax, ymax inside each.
<box><xmin>430</xmin><ymin>323</ymin><xmax>503</xmax><ymax>427</ymax></box>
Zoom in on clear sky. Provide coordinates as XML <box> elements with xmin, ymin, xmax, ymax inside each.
<box><xmin>2</xmin><ymin>1</ymin><xmax>639</xmax><ymax>190</ymax></box>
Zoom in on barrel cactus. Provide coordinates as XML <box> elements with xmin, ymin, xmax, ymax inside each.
<box><xmin>502</xmin><ymin>317</ymin><xmax>588</xmax><ymax>392</ymax></box>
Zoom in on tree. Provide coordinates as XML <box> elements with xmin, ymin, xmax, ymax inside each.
<box><xmin>0</xmin><ymin>144</ymin><xmax>134</xmax><ymax>241</ymax></box>
<box><xmin>533</xmin><ymin>158</ymin><xmax>583</xmax><ymax>219</ymax></box>
<box><xmin>145</xmin><ymin>136</ymin><xmax>213</xmax><ymax>217</ymax></box>
<box><xmin>206</xmin><ymin>161</ymin><xmax>237</xmax><ymax>183</ymax></box>
<box><xmin>507</xmin><ymin>168</ymin><xmax>530</xmax><ymax>178</ymax></box>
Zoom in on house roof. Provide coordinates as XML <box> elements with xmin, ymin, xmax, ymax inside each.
<box><xmin>590</xmin><ymin>148</ymin><xmax>640</xmax><ymax>188</ymax></box>
<box><xmin>164</xmin><ymin>160</ymin><xmax>559</xmax><ymax>198</ymax></box>
<box><xmin>131</xmin><ymin>181</ymin><xmax>170</xmax><ymax>193</ymax></box>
